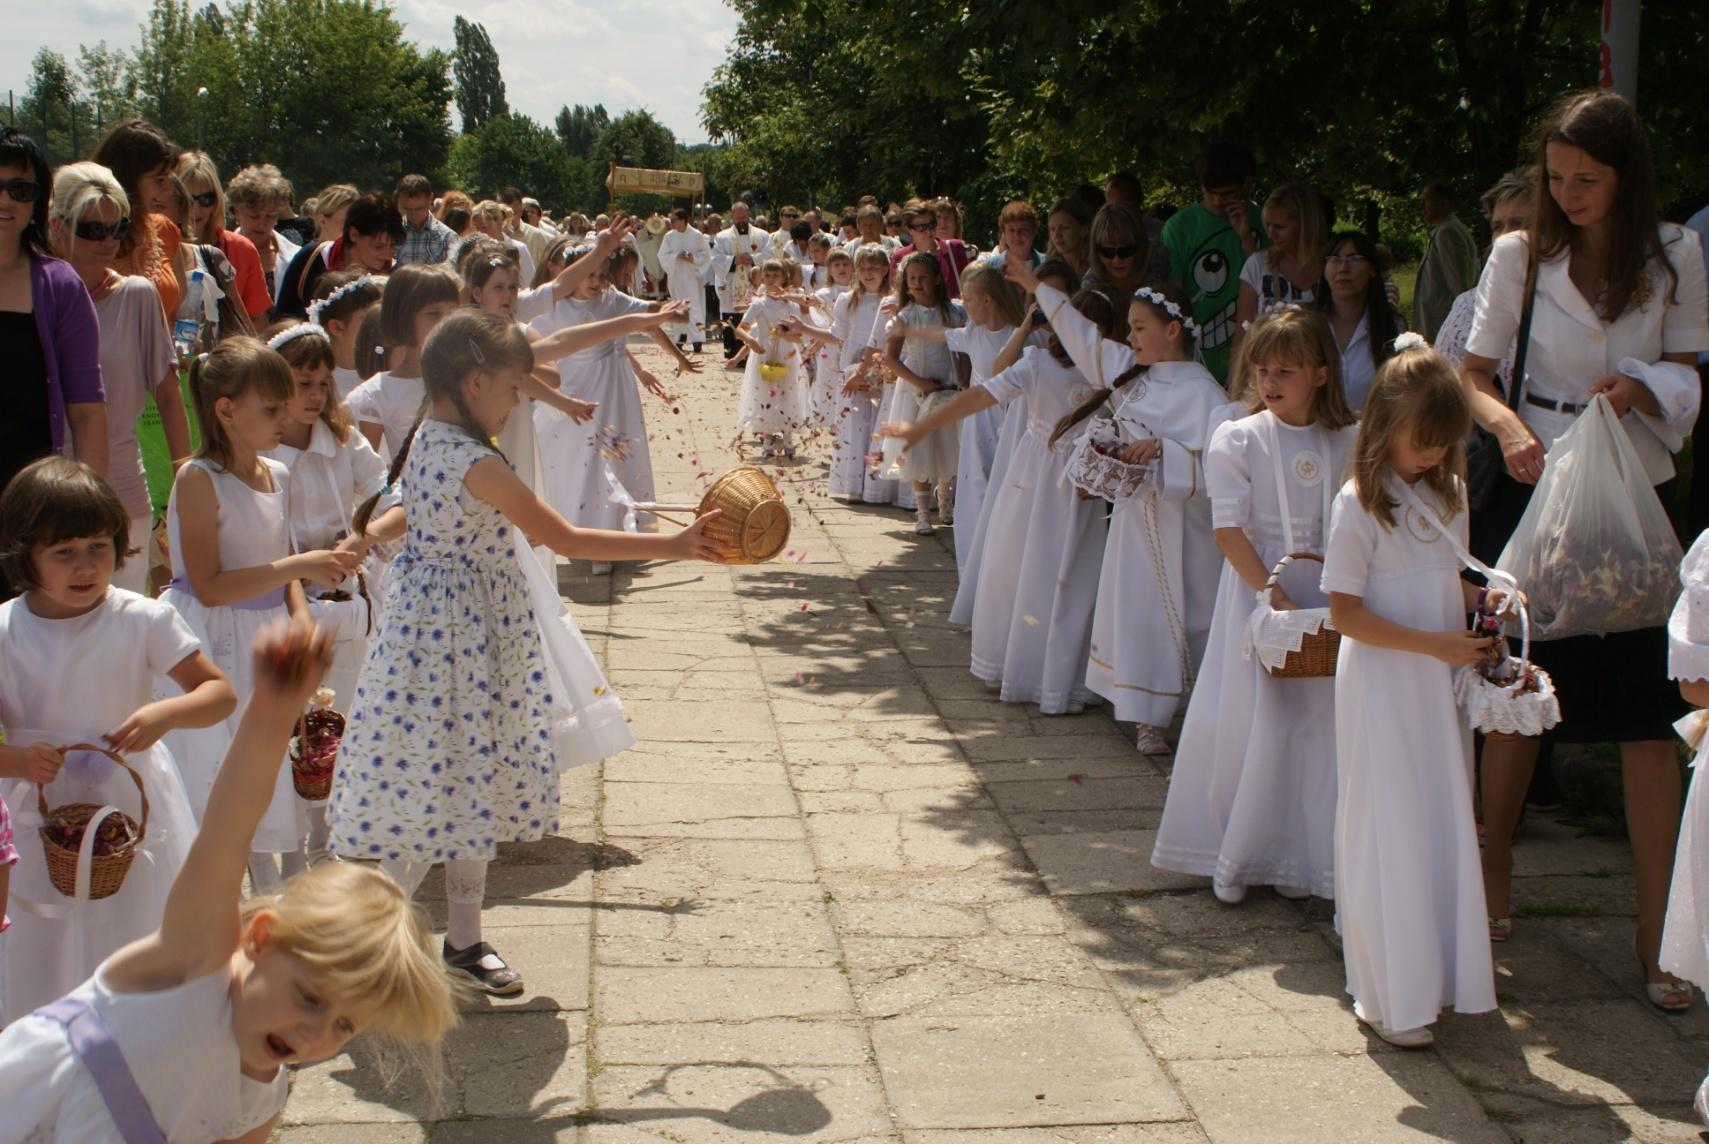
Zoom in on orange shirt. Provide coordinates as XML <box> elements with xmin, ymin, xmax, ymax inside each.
<box><xmin>116</xmin><ymin>214</ymin><xmax>183</xmax><ymax>322</ymax></box>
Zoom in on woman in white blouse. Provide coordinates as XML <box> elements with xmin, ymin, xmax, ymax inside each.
<box><xmin>1461</xmin><ymin>90</ymin><xmax>1709</xmax><ymax>1012</ymax></box>
<box><xmin>1313</xmin><ymin>229</ymin><xmax>1403</xmax><ymax>411</ymax></box>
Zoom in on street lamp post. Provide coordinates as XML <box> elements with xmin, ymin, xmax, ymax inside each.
<box><xmin>196</xmin><ymin>86</ymin><xmax>209</xmax><ymax>151</ymax></box>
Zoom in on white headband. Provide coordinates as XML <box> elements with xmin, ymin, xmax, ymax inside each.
<box><xmin>266</xmin><ymin>324</ymin><xmax>331</xmax><ymax>352</ymax></box>
<box><xmin>1134</xmin><ymin>287</ymin><xmax>1198</xmax><ymax>337</ymax></box>
<box><xmin>307</xmin><ymin>275</ymin><xmax>379</xmax><ymax>326</ymax></box>
<box><xmin>1391</xmin><ymin>331</ymin><xmax>1428</xmax><ymax>352</ymax></box>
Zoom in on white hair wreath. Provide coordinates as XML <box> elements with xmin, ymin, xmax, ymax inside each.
<box><xmin>266</xmin><ymin>324</ymin><xmax>331</xmax><ymax>352</ymax></box>
<box><xmin>307</xmin><ymin>274</ymin><xmax>380</xmax><ymax>326</ymax></box>
<box><xmin>1134</xmin><ymin>287</ymin><xmax>1199</xmax><ymax>336</ymax></box>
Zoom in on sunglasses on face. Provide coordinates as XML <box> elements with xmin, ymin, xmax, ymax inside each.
<box><xmin>73</xmin><ymin>216</ymin><xmax>132</xmax><ymax>242</ymax></box>
<box><xmin>190</xmin><ymin>190</ymin><xmax>218</xmax><ymax>208</ymax></box>
<box><xmin>1326</xmin><ymin>253</ymin><xmax>1368</xmax><ymax>266</ymax></box>
<box><xmin>909</xmin><ymin>220</ymin><xmax>937</xmax><ymax>231</ymax></box>
<box><xmin>1096</xmin><ymin>243</ymin><xmax>1139</xmax><ymax>260</ymax></box>
<box><xmin>1</xmin><ymin>177</ymin><xmax>40</xmax><ymax>203</ymax></box>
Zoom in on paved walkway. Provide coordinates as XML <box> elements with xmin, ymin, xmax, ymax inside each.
<box><xmin>280</xmin><ymin>345</ymin><xmax>1707</xmax><ymax>1142</ymax></box>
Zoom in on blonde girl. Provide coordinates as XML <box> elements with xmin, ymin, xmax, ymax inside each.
<box><xmin>0</xmin><ymin>458</ymin><xmax>235</xmax><ymax>1021</ymax></box>
<box><xmin>176</xmin><ymin>150</ymin><xmax>273</xmax><ymax>323</ymax></box>
<box><xmin>1233</xmin><ymin>182</ymin><xmax>1327</xmax><ymax>335</ymax></box>
<box><xmin>160</xmin><ymin>338</ymin><xmax>362</xmax><ymax>893</ymax></box>
<box><xmin>306</xmin><ymin>269</ymin><xmax>383</xmax><ymax>398</ymax></box>
<box><xmin>830</xmin><ymin>248</ymin><xmax>892</xmax><ymax>501</ymax></box>
<box><xmin>345</xmin><ymin>264</ymin><xmax>462</xmax><ymax>460</ymax></box>
<box><xmin>0</xmin><ymin>619</ymin><xmax>459</xmax><ymax>1141</ymax></box>
<box><xmin>330</xmin><ymin>310</ymin><xmax>729</xmax><ymax>994</ymax></box>
<box><xmin>1152</xmin><ymin>308</ymin><xmax>1357</xmax><ymax>904</ymax></box>
<box><xmin>735</xmin><ymin>258</ymin><xmax>811</xmax><ymax>459</ymax></box>
<box><xmin>1017</xmin><ymin>265</ymin><xmax>1227</xmax><ymax>753</ymax></box>
<box><xmin>943</xmin><ymin>262</ymin><xmax>1025</xmax><ymax>568</ymax></box>
<box><xmin>1322</xmin><ymin>341</ymin><xmax>1502</xmax><ymax>1047</ymax></box>
<box><xmin>881</xmin><ymin>251</ymin><xmax>968</xmax><ymax>533</ymax></box>
<box><xmin>809</xmin><ymin>247</ymin><xmax>856</xmax><ymax>427</ymax></box>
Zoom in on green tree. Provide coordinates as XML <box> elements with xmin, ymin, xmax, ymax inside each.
<box><xmin>77</xmin><ymin>41</ymin><xmax>143</xmax><ymax>128</ymax></box>
<box><xmin>121</xmin><ymin>0</ymin><xmax>452</xmax><ymax>196</ymax></box>
<box><xmin>449</xmin><ymin>113</ymin><xmax>599</xmax><ymax>213</ymax></box>
<box><xmin>452</xmin><ymin>16</ymin><xmax>507</xmax><ymax>132</ymax></box>
<box><xmin>21</xmin><ymin>49</ymin><xmax>79</xmax><ymax>162</ymax></box>
<box><xmin>554</xmin><ymin>102</ymin><xmax>609</xmax><ymax>161</ymax></box>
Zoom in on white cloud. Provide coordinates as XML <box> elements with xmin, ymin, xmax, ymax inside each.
<box><xmin>2</xmin><ymin>0</ymin><xmax>738</xmax><ymax>143</ymax></box>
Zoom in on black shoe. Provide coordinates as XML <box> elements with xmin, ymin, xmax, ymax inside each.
<box><xmin>693</xmin><ymin>343</ymin><xmax>703</xmax><ymax>353</ymax></box>
<box><xmin>443</xmin><ymin>939</ymin><xmax>525</xmax><ymax>996</ymax></box>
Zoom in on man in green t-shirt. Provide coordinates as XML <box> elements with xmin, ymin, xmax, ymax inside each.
<box><xmin>1161</xmin><ymin>141</ymin><xmax>1264</xmax><ymax>384</ymax></box>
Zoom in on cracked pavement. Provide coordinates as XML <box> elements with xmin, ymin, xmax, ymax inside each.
<box><xmin>277</xmin><ymin>342</ymin><xmax>1708</xmax><ymax>1142</ymax></box>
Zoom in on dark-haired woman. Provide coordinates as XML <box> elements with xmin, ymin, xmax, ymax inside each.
<box><xmin>1314</xmin><ymin>230</ymin><xmax>1402</xmax><ymax>410</ymax></box>
<box><xmin>275</xmin><ymin>192</ymin><xmax>403</xmax><ymax>318</ymax></box>
<box><xmin>90</xmin><ymin>117</ymin><xmax>184</xmax><ymax>323</ymax></box>
<box><xmin>1460</xmin><ymin>89</ymin><xmax>1709</xmax><ymax>1010</ymax></box>
<box><xmin>0</xmin><ymin>129</ymin><xmax>107</xmax><ymax>500</ymax></box>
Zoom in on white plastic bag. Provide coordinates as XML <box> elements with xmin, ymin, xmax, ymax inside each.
<box><xmin>1496</xmin><ymin>394</ymin><xmax>1683</xmax><ymax>639</ymax></box>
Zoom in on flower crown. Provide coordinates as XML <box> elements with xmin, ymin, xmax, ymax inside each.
<box><xmin>1391</xmin><ymin>330</ymin><xmax>1428</xmax><ymax>352</ymax></box>
<box><xmin>307</xmin><ymin>274</ymin><xmax>379</xmax><ymax>326</ymax></box>
<box><xmin>1134</xmin><ymin>287</ymin><xmax>1199</xmax><ymax>336</ymax></box>
<box><xmin>266</xmin><ymin>324</ymin><xmax>331</xmax><ymax>352</ymax></box>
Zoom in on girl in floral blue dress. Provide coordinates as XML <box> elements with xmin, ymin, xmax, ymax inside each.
<box><xmin>328</xmin><ymin>308</ymin><xmax>728</xmax><ymax>995</ymax></box>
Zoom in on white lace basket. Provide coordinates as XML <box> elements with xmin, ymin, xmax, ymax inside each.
<box><xmin>1066</xmin><ymin>424</ymin><xmax>1154</xmax><ymax>502</ymax></box>
<box><xmin>1453</xmin><ymin>595</ymin><xmax>1562</xmax><ymax>740</ymax></box>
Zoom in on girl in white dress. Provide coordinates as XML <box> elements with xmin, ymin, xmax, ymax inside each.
<box><xmin>262</xmin><ymin>322</ymin><xmax>392</xmax><ymax>866</ymax></box>
<box><xmin>0</xmin><ymin>620</ymin><xmax>459</xmax><ymax>1143</ymax></box>
<box><xmin>1664</xmin><ymin>533</ymin><xmax>1709</xmax><ymax>1121</ymax></box>
<box><xmin>810</xmin><ymin>248</ymin><xmax>855</xmax><ymax>429</ymax></box>
<box><xmin>1151</xmin><ymin>308</ymin><xmax>1357</xmax><ymax>903</ymax></box>
<box><xmin>1321</xmin><ymin>342</ymin><xmax>1500</xmax><ymax>1047</ymax></box>
<box><xmin>882</xmin><ymin>252</ymin><xmax>969</xmax><ymax>534</ymax></box>
<box><xmin>0</xmin><ymin>458</ymin><xmax>234</xmax><ymax>1022</ymax></box>
<box><xmin>532</xmin><ymin>248</ymin><xmax>699</xmax><ymax>547</ymax></box>
<box><xmin>941</xmin><ymin>265</ymin><xmax>1024</xmax><ymax>569</ymax></box>
<box><xmin>951</xmin><ymin>260</ymin><xmax>1080</xmax><ymax>615</ymax></box>
<box><xmin>887</xmin><ymin>291</ymin><xmax>1116</xmax><ymax>712</ymax></box>
<box><xmin>160</xmin><ymin>339</ymin><xmax>362</xmax><ymax>895</ymax></box>
<box><xmin>1018</xmin><ymin>271</ymin><xmax>1228</xmax><ymax>752</ymax></box>
<box><xmin>829</xmin><ymin>248</ymin><xmax>891</xmax><ymax>501</ymax></box>
<box><xmin>329</xmin><ymin>310</ymin><xmax>729</xmax><ymax>996</ymax></box>
<box><xmin>305</xmin><ymin>270</ymin><xmax>382</xmax><ymax>399</ymax></box>
<box><xmin>735</xmin><ymin>259</ymin><xmax>811</xmax><ymax>459</ymax></box>
<box><xmin>346</xmin><ymin>264</ymin><xmax>461</xmax><ymax>461</ymax></box>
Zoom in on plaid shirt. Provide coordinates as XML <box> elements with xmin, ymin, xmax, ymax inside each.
<box><xmin>394</xmin><ymin>215</ymin><xmax>457</xmax><ymax>266</ymax></box>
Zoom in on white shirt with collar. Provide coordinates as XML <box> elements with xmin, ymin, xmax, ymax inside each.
<box><xmin>1468</xmin><ymin>226</ymin><xmax>1709</xmax><ymax>483</ymax></box>
<box><xmin>1336</xmin><ymin>311</ymin><xmax>1377</xmax><ymax>412</ymax></box>
<box><xmin>265</xmin><ymin>418</ymin><xmax>394</xmax><ymax>551</ymax></box>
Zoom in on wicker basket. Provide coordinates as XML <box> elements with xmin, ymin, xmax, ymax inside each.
<box><xmin>1260</xmin><ymin>553</ymin><xmax>1340</xmax><ymax>679</ymax></box>
<box><xmin>290</xmin><ymin>704</ymin><xmax>345</xmax><ymax>802</ymax></box>
<box><xmin>636</xmin><ymin>467</ymin><xmax>792</xmax><ymax>565</ymax></box>
<box><xmin>38</xmin><ymin>744</ymin><xmax>147</xmax><ymax>901</ymax></box>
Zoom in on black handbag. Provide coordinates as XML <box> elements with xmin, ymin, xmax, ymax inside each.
<box><xmin>1465</xmin><ymin>270</ymin><xmax>1538</xmax><ymax>512</ymax></box>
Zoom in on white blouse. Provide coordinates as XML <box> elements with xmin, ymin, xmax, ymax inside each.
<box><xmin>1467</xmin><ymin>226</ymin><xmax>1709</xmax><ymax>484</ymax></box>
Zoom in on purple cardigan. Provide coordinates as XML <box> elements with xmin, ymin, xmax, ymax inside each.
<box><xmin>30</xmin><ymin>253</ymin><xmax>106</xmax><ymax>453</ymax></box>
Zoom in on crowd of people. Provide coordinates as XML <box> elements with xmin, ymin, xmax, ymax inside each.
<box><xmin>0</xmin><ymin>81</ymin><xmax>1707</xmax><ymax>1138</ymax></box>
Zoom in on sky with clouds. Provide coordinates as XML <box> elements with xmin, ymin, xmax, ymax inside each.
<box><xmin>2</xmin><ymin>0</ymin><xmax>740</xmax><ymax>144</ymax></box>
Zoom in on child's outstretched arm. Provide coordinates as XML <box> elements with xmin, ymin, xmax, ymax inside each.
<box><xmin>105</xmin><ymin>650</ymin><xmax>237</xmax><ymax>754</ymax></box>
<box><xmin>176</xmin><ymin>467</ymin><xmax>362</xmax><ymax>605</ymax></box>
<box><xmin>465</xmin><ymin>456</ymin><xmax>737</xmax><ymax>564</ymax></box>
<box><xmin>106</xmin><ymin>620</ymin><xmax>333</xmax><ymax>990</ymax></box>
<box><xmin>549</xmin><ymin>216</ymin><xmax>636</xmax><ymax>303</ymax></box>
<box><xmin>530</xmin><ymin>306</ymin><xmax>687</xmax><ymax>367</ymax></box>
<box><xmin>879</xmin><ymin>387</ymin><xmax>997</xmax><ymax>450</ymax></box>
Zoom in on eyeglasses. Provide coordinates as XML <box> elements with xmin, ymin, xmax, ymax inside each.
<box><xmin>190</xmin><ymin>190</ymin><xmax>218</xmax><ymax>208</ymax></box>
<box><xmin>1325</xmin><ymin>253</ymin><xmax>1369</xmax><ymax>266</ymax></box>
<box><xmin>72</xmin><ymin>217</ymin><xmax>132</xmax><ymax>242</ymax></box>
<box><xmin>1</xmin><ymin>177</ymin><xmax>39</xmax><ymax>203</ymax></box>
<box><xmin>781</xmin><ymin>211</ymin><xmax>799</xmax><ymax>219</ymax></box>
<box><xmin>1096</xmin><ymin>243</ymin><xmax>1139</xmax><ymax>260</ymax></box>
<box><xmin>909</xmin><ymin>219</ymin><xmax>937</xmax><ymax>232</ymax></box>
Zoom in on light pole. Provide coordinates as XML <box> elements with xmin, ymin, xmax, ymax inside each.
<box><xmin>196</xmin><ymin>86</ymin><xmax>208</xmax><ymax>151</ymax></box>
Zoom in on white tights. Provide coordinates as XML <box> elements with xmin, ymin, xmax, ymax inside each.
<box><xmin>247</xmin><ymin>848</ymin><xmax>307</xmax><ymax>895</ymax></box>
<box><xmin>380</xmin><ymin>857</ymin><xmax>489</xmax><ymax>951</ymax></box>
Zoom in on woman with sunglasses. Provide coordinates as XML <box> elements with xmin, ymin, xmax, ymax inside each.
<box><xmin>90</xmin><ymin>118</ymin><xmax>186</xmax><ymax>324</ymax></box>
<box><xmin>888</xmin><ymin>198</ymin><xmax>971</xmax><ymax>299</ymax></box>
<box><xmin>48</xmin><ymin>163</ymin><xmax>194</xmax><ymax>593</ymax></box>
<box><xmin>0</xmin><ymin>129</ymin><xmax>108</xmax><ymax>509</ymax></box>
<box><xmin>1083</xmin><ymin>202</ymin><xmax>1154</xmax><ymax>339</ymax></box>
<box><xmin>177</xmin><ymin>152</ymin><xmax>272</xmax><ymax>324</ymax></box>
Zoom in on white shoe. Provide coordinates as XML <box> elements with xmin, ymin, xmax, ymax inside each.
<box><xmin>591</xmin><ymin>562</ymin><xmax>614</xmax><ymax>575</ymax></box>
<box><xmin>1695</xmin><ymin>1071</ymin><xmax>1709</xmax><ymax>1127</ymax></box>
<box><xmin>914</xmin><ymin>514</ymin><xmax>935</xmax><ymax>536</ymax></box>
<box><xmin>1354</xmin><ymin>1001</ymin><xmax>1435</xmax><ymax>1048</ymax></box>
<box><xmin>1212</xmin><ymin>877</ymin><xmax>1247</xmax><ymax>905</ymax></box>
<box><xmin>936</xmin><ymin>481</ymin><xmax>955</xmax><ymax>524</ymax></box>
<box><xmin>1273</xmin><ymin>884</ymin><xmax>1311</xmax><ymax>900</ymax></box>
<box><xmin>1134</xmin><ymin>724</ymin><xmax>1171</xmax><ymax>755</ymax></box>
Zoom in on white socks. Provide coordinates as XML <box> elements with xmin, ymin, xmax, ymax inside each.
<box><xmin>444</xmin><ymin>858</ymin><xmax>489</xmax><ymax>951</ymax></box>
